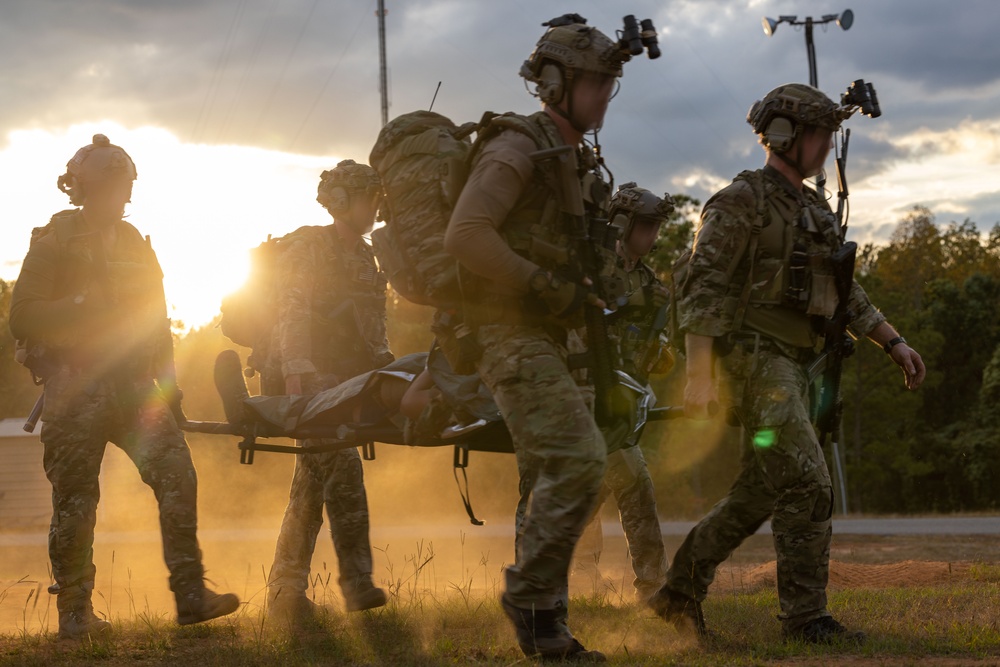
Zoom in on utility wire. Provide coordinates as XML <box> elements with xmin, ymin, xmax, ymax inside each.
<box><xmin>192</xmin><ymin>0</ymin><xmax>248</xmax><ymax>143</ymax></box>
<box><xmin>217</xmin><ymin>0</ymin><xmax>281</xmax><ymax>144</ymax></box>
<box><xmin>251</xmin><ymin>0</ymin><xmax>322</xmax><ymax>138</ymax></box>
<box><xmin>287</xmin><ymin>7</ymin><xmax>368</xmax><ymax>153</ymax></box>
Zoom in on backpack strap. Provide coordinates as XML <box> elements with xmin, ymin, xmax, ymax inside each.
<box><xmin>730</xmin><ymin>170</ymin><xmax>768</xmax><ymax>333</ymax></box>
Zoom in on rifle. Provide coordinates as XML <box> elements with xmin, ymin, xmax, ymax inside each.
<box><xmin>809</xmin><ymin>127</ymin><xmax>857</xmax><ymax>446</ymax></box>
<box><xmin>530</xmin><ymin>145</ymin><xmax>617</xmax><ymax>424</ymax></box>
<box><xmin>23</xmin><ymin>393</ymin><xmax>44</xmax><ymax>433</ymax></box>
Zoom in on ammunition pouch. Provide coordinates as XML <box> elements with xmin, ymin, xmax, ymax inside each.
<box><xmin>431</xmin><ymin>310</ymin><xmax>482</xmax><ymax>375</ymax></box>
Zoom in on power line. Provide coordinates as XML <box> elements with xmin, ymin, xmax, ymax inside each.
<box><xmin>217</xmin><ymin>0</ymin><xmax>281</xmax><ymax>144</ymax></box>
<box><xmin>251</xmin><ymin>0</ymin><xmax>322</xmax><ymax>138</ymax></box>
<box><xmin>192</xmin><ymin>0</ymin><xmax>249</xmax><ymax>143</ymax></box>
<box><xmin>287</xmin><ymin>8</ymin><xmax>369</xmax><ymax>153</ymax></box>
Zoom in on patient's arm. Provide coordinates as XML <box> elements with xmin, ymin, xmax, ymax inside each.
<box><xmin>399</xmin><ymin>369</ymin><xmax>438</xmax><ymax>420</ymax></box>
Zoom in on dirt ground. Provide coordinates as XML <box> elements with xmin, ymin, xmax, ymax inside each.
<box><xmin>1</xmin><ymin>525</ymin><xmax>997</xmax><ymax>636</ymax></box>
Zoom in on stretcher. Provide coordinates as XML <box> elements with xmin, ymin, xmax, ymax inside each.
<box><xmin>181</xmin><ymin>349</ymin><xmax>682</xmax><ymax>465</ymax></box>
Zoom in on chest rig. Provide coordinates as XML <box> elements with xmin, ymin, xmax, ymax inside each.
<box><xmin>309</xmin><ymin>228</ymin><xmax>388</xmax><ymax>376</ymax></box>
<box><xmin>733</xmin><ymin>169</ymin><xmax>844</xmax><ymax>349</ymax></box>
<box><xmin>494</xmin><ymin>112</ymin><xmax>618</xmax><ymax>302</ymax></box>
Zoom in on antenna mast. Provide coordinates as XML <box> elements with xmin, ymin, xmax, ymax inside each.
<box><xmin>377</xmin><ymin>0</ymin><xmax>389</xmax><ymax>126</ymax></box>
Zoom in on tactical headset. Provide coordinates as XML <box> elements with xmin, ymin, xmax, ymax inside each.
<box><xmin>316</xmin><ymin>159</ymin><xmax>380</xmax><ymax>215</ymax></box>
<box><xmin>762</xmin><ymin>116</ymin><xmax>799</xmax><ymax>154</ymax></box>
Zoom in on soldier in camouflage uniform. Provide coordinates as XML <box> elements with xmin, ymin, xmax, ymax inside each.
<box><xmin>649</xmin><ymin>84</ymin><xmax>926</xmax><ymax>643</ymax></box>
<box><xmin>444</xmin><ymin>14</ymin><xmax>642</xmax><ymax>662</ymax></box>
<box><xmin>8</xmin><ymin>135</ymin><xmax>239</xmax><ymax>639</ymax></box>
<box><xmin>266</xmin><ymin>160</ymin><xmax>392</xmax><ymax>620</ymax></box>
<box><xmin>571</xmin><ymin>183</ymin><xmax>675</xmax><ymax>602</ymax></box>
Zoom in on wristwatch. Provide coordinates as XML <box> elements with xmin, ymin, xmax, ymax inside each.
<box><xmin>883</xmin><ymin>336</ymin><xmax>907</xmax><ymax>354</ymax></box>
<box><xmin>528</xmin><ymin>268</ymin><xmax>551</xmax><ymax>294</ymax></box>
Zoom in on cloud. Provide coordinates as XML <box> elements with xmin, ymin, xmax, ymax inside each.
<box><xmin>0</xmin><ymin>0</ymin><xmax>997</xmax><ymax>259</ymax></box>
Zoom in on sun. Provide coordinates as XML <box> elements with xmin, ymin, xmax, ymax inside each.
<box><xmin>0</xmin><ymin>123</ymin><xmax>342</xmax><ymax>331</ymax></box>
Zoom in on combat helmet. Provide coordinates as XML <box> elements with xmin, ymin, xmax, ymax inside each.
<box><xmin>610</xmin><ymin>182</ymin><xmax>675</xmax><ymax>242</ymax></box>
<box><xmin>57</xmin><ymin>134</ymin><xmax>137</xmax><ymax>206</ymax></box>
<box><xmin>746</xmin><ymin>83</ymin><xmax>851</xmax><ymax>153</ymax></box>
<box><xmin>316</xmin><ymin>159</ymin><xmax>381</xmax><ymax>213</ymax></box>
<box><xmin>519</xmin><ymin>14</ymin><xmax>626</xmax><ymax>106</ymax></box>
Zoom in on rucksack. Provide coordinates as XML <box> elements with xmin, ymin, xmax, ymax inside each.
<box><xmin>219</xmin><ymin>235</ymin><xmax>283</xmax><ymax>394</ymax></box>
<box><xmin>368</xmin><ymin>110</ymin><xmax>547</xmax><ymax>309</ymax></box>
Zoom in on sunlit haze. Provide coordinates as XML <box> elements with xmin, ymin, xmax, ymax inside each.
<box><xmin>1</xmin><ymin>115</ymin><xmax>996</xmax><ymax>330</ymax></box>
<box><xmin>0</xmin><ymin>123</ymin><xmax>339</xmax><ymax>330</ymax></box>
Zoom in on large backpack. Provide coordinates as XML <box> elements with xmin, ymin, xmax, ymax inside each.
<box><xmin>218</xmin><ymin>235</ymin><xmax>283</xmax><ymax>394</ymax></box>
<box><xmin>368</xmin><ymin>110</ymin><xmax>547</xmax><ymax>309</ymax></box>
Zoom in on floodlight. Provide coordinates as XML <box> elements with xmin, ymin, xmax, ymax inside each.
<box><xmin>838</xmin><ymin>9</ymin><xmax>854</xmax><ymax>30</ymax></box>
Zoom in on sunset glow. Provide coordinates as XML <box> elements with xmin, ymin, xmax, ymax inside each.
<box><xmin>0</xmin><ymin>123</ymin><xmax>343</xmax><ymax>329</ymax></box>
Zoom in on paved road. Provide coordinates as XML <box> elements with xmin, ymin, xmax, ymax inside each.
<box><xmin>2</xmin><ymin>516</ymin><xmax>999</xmax><ymax>546</ymax></box>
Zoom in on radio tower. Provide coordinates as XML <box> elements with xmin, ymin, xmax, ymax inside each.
<box><xmin>377</xmin><ymin>0</ymin><xmax>389</xmax><ymax>127</ymax></box>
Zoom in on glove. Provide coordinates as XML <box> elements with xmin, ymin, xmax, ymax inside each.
<box><xmin>373</xmin><ymin>350</ymin><xmax>396</xmax><ymax>368</ymax></box>
<box><xmin>644</xmin><ymin>284</ymin><xmax>670</xmax><ymax>310</ymax></box>
<box><xmin>529</xmin><ymin>269</ymin><xmax>587</xmax><ymax>318</ymax></box>
<box><xmin>163</xmin><ymin>385</ymin><xmax>187</xmax><ymax>424</ymax></box>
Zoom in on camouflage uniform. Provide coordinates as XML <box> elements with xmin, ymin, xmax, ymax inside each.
<box><xmin>267</xmin><ymin>224</ymin><xmax>391</xmax><ymax>605</ymax></box>
<box><xmin>659</xmin><ymin>165</ymin><xmax>885</xmax><ymax>632</ymax></box>
<box><xmin>9</xmin><ymin>210</ymin><xmax>208</xmax><ymax>621</ymax></box>
<box><xmin>447</xmin><ymin>111</ymin><xmax>608</xmax><ymax>614</ymax></box>
<box><xmin>573</xmin><ymin>255</ymin><xmax>669</xmax><ymax>601</ymax></box>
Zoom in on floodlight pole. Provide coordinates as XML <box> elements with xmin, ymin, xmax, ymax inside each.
<box><xmin>805</xmin><ymin>16</ymin><xmax>818</xmax><ymax>87</ymax></box>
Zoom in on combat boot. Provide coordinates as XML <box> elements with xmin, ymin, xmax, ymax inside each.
<box><xmin>58</xmin><ymin>607</ymin><xmax>111</xmax><ymax>640</ymax></box>
<box><xmin>54</xmin><ymin>583</ymin><xmax>111</xmax><ymax>640</ymax></box>
<box><xmin>501</xmin><ymin>594</ymin><xmax>606</xmax><ymax>662</ymax></box>
<box><xmin>648</xmin><ymin>586</ymin><xmax>708</xmax><ymax>640</ymax></box>
<box><xmin>176</xmin><ymin>586</ymin><xmax>241</xmax><ymax>626</ymax></box>
<box><xmin>343</xmin><ymin>579</ymin><xmax>388</xmax><ymax>612</ymax></box>
<box><xmin>267</xmin><ymin>591</ymin><xmax>320</xmax><ymax>623</ymax></box>
<box><xmin>785</xmin><ymin>616</ymin><xmax>866</xmax><ymax>644</ymax></box>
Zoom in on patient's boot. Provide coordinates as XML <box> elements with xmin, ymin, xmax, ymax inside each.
<box><xmin>214</xmin><ymin>349</ymin><xmax>250</xmax><ymax>426</ymax></box>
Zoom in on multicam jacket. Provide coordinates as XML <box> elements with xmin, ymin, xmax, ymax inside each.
<box><xmin>679</xmin><ymin>166</ymin><xmax>885</xmax><ymax>355</ymax></box>
<box><xmin>275</xmin><ymin>225</ymin><xmax>391</xmax><ymax>383</ymax></box>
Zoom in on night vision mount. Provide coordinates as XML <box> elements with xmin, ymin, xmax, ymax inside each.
<box><xmin>543</xmin><ymin>13</ymin><xmax>661</xmax><ymax>63</ymax></box>
<box><xmin>841</xmin><ymin>78</ymin><xmax>880</xmax><ymax>119</ymax></box>
<box><xmin>618</xmin><ymin>14</ymin><xmax>661</xmax><ymax>60</ymax></box>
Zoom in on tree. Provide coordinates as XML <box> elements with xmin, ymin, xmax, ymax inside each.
<box><xmin>0</xmin><ymin>280</ymin><xmax>46</xmax><ymax>420</ymax></box>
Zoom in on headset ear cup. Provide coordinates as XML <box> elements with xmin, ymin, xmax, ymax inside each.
<box><xmin>765</xmin><ymin>117</ymin><xmax>797</xmax><ymax>153</ymax></box>
<box><xmin>611</xmin><ymin>212</ymin><xmax>631</xmax><ymax>239</ymax></box>
<box><xmin>537</xmin><ymin>63</ymin><xmax>564</xmax><ymax>105</ymax></box>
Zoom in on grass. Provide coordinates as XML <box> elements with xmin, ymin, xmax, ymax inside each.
<box><xmin>0</xmin><ymin>580</ymin><xmax>998</xmax><ymax>665</ymax></box>
<box><xmin>2</xmin><ymin>535</ymin><xmax>1000</xmax><ymax>666</ymax></box>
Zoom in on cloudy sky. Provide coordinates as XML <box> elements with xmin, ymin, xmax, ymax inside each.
<box><xmin>1</xmin><ymin>0</ymin><xmax>997</xmax><ymax>327</ymax></box>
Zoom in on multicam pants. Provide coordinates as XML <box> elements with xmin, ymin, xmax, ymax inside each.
<box><xmin>664</xmin><ymin>348</ymin><xmax>834</xmax><ymax>631</ymax></box>
<box><xmin>574</xmin><ymin>444</ymin><xmax>668</xmax><ymax>601</ymax></box>
<box><xmin>477</xmin><ymin>323</ymin><xmax>606</xmax><ymax>610</ymax></box>
<box><xmin>267</xmin><ymin>443</ymin><xmax>375</xmax><ymax>599</ymax></box>
<box><xmin>40</xmin><ymin>369</ymin><xmax>203</xmax><ymax>611</ymax></box>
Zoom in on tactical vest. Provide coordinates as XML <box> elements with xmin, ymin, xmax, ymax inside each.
<box><xmin>480</xmin><ymin>113</ymin><xmax>571</xmax><ymax>276</ymax></box>
<box><xmin>729</xmin><ymin>169</ymin><xmax>843</xmax><ymax>349</ymax></box>
<box><xmin>288</xmin><ymin>226</ymin><xmax>388</xmax><ymax>379</ymax></box>
<box><xmin>611</xmin><ymin>259</ymin><xmax>660</xmax><ymax>377</ymax></box>
<box><xmin>25</xmin><ymin>209</ymin><xmax>165</xmax><ymax>374</ymax></box>
<box><xmin>477</xmin><ymin>112</ymin><xmax>616</xmax><ymax>320</ymax></box>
